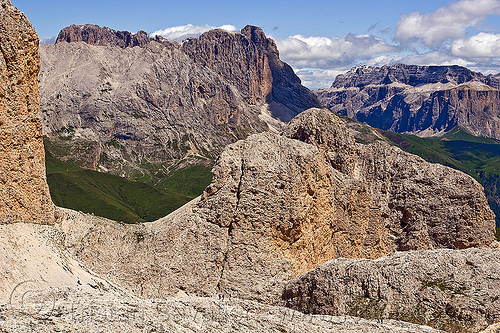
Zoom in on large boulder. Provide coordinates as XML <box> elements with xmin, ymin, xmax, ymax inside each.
<box><xmin>282</xmin><ymin>248</ymin><xmax>500</xmax><ymax>333</ymax></box>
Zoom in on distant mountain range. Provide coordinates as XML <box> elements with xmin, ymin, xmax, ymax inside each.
<box><xmin>315</xmin><ymin>64</ymin><xmax>500</xmax><ymax>140</ymax></box>
<box><xmin>39</xmin><ymin>24</ymin><xmax>320</xmax><ymax>182</ymax></box>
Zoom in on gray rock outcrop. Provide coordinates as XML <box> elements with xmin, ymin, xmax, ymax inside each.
<box><xmin>0</xmin><ymin>0</ymin><xmax>54</xmax><ymax>224</ymax></box>
<box><xmin>315</xmin><ymin>64</ymin><xmax>500</xmax><ymax>139</ymax></box>
<box><xmin>282</xmin><ymin>248</ymin><xmax>500</xmax><ymax>333</ymax></box>
<box><xmin>59</xmin><ymin>109</ymin><xmax>495</xmax><ymax>304</ymax></box>
<box><xmin>0</xmin><ymin>287</ymin><xmax>444</xmax><ymax>332</ymax></box>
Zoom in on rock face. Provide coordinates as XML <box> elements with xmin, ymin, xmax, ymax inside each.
<box><xmin>0</xmin><ymin>0</ymin><xmax>54</xmax><ymax>224</ymax></box>
<box><xmin>182</xmin><ymin>25</ymin><xmax>321</xmax><ymax>122</ymax></box>
<box><xmin>282</xmin><ymin>248</ymin><xmax>500</xmax><ymax>333</ymax></box>
<box><xmin>39</xmin><ymin>24</ymin><xmax>319</xmax><ymax>178</ymax></box>
<box><xmin>59</xmin><ymin>108</ymin><xmax>495</xmax><ymax>304</ymax></box>
<box><xmin>315</xmin><ymin>64</ymin><xmax>500</xmax><ymax>139</ymax></box>
<box><xmin>56</xmin><ymin>24</ymin><xmax>153</xmax><ymax>48</ymax></box>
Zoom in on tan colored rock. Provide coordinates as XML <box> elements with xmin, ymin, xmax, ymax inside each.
<box><xmin>282</xmin><ymin>248</ymin><xmax>500</xmax><ymax>333</ymax></box>
<box><xmin>0</xmin><ymin>0</ymin><xmax>54</xmax><ymax>224</ymax></box>
<box><xmin>59</xmin><ymin>109</ymin><xmax>495</xmax><ymax>304</ymax></box>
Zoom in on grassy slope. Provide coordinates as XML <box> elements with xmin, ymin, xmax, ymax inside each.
<box><xmin>158</xmin><ymin>165</ymin><xmax>213</xmax><ymax>198</ymax></box>
<box><xmin>46</xmin><ymin>153</ymin><xmax>194</xmax><ymax>223</ymax></box>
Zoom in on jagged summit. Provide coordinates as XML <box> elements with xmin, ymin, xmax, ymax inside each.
<box><xmin>55</xmin><ymin>23</ymin><xmax>154</xmax><ymax>48</ymax></box>
<box><xmin>331</xmin><ymin>63</ymin><xmax>487</xmax><ymax>88</ymax></box>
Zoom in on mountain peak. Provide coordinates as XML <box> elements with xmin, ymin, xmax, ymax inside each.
<box><xmin>332</xmin><ymin>63</ymin><xmax>485</xmax><ymax>88</ymax></box>
<box><xmin>55</xmin><ymin>24</ymin><xmax>152</xmax><ymax>48</ymax></box>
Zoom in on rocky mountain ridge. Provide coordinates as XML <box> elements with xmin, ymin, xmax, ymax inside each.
<box><xmin>315</xmin><ymin>64</ymin><xmax>500</xmax><ymax>139</ymax></box>
<box><xmin>56</xmin><ymin>23</ymin><xmax>154</xmax><ymax>48</ymax></box>
<box><xmin>39</xmin><ymin>24</ymin><xmax>320</xmax><ymax>179</ymax></box>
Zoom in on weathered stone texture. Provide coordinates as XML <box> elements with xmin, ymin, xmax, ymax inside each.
<box><xmin>59</xmin><ymin>109</ymin><xmax>495</xmax><ymax>305</ymax></box>
<box><xmin>0</xmin><ymin>0</ymin><xmax>54</xmax><ymax>224</ymax></box>
<box><xmin>282</xmin><ymin>248</ymin><xmax>500</xmax><ymax>333</ymax></box>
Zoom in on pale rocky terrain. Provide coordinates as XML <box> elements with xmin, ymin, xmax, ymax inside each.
<box><xmin>315</xmin><ymin>64</ymin><xmax>500</xmax><ymax>139</ymax></box>
<box><xmin>56</xmin><ymin>109</ymin><xmax>496</xmax><ymax>306</ymax></box>
<box><xmin>1</xmin><ymin>1</ymin><xmax>500</xmax><ymax>332</ymax></box>
<box><xmin>38</xmin><ymin>24</ymin><xmax>319</xmax><ymax>178</ymax></box>
<box><xmin>0</xmin><ymin>0</ymin><xmax>54</xmax><ymax>224</ymax></box>
<box><xmin>283</xmin><ymin>248</ymin><xmax>500</xmax><ymax>333</ymax></box>
<box><xmin>0</xmin><ymin>284</ymin><xmax>445</xmax><ymax>332</ymax></box>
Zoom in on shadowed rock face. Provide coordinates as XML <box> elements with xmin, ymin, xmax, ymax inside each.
<box><xmin>315</xmin><ymin>64</ymin><xmax>500</xmax><ymax>139</ymax></box>
<box><xmin>182</xmin><ymin>25</ymin><xmax>321</xmax><ymax>122</ymax></box>
<box><xmin>39</xmin><ymin>24</ymin><xmax>319</xmax><ymax>177</ymax></box>
<box><xmin>0</xmin><ymin>0</ymin><xmax>54</xmax><ymax>224</ymax></box>
<box><xmin>282</xmin><ymin>248</ymin><xmax>500</xmax><ymax>333</ymax></box>
<box><xmin>60</xmin><ymin>109</ymin><xmax>495</xmax><ymax>304</ymax></box>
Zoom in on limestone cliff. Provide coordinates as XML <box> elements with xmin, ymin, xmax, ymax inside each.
<box><xmin>0</xmin><ymin>0</ymin><xmax>54</xmax><ymax>224</ymax></box>
<box><xmin>315</xmin><ymin>64</ymin><xmax>500</xmax><ymax>139</ymax></box>
<box><xmin>182</xmin><ymin>25</ymin><xmax>321</xmax><ymax>122</ymax></box>
<box><xmin>60</xmin><ymin>108</ymin><xmax>495</xmax><ymax>304</ymax></box>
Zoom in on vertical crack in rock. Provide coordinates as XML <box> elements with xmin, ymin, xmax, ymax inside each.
<box><xmin>216</xmin><ymin>149</ymin><xmax>245</xmax><ymax>295</ymax></box>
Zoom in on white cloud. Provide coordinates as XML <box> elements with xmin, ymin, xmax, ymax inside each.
<box><xmin>451</xmin><ymin>32</ymin><xmax>500</xmax><ymax>57</ymax></box>
<box><xmin>396</xmin><ymin>0</ymin><xmax>500</xmax><ymax>46</ymax></box>
<box><xmin>151</xmin><ymin>24</ymin><xmax>237</xmax><ymax>42</ymax></box>
<box><xmin>364</xmin><ymin>54</ymin><xmax>405</xmax><ymax>66</ymax></box>
<box><xmin>294</xmin><ymin>68</ymin><xmax>350</xmax><ymax>90</ymax></box>
<box><xmin>276</xmin><ymin>33</ymin><xmax>399</xmax><ymax>68</ymax></box>
<box><xmin>398</xmin><ymin>51</ymin><xmax>476</xmax><ymax>67</ymax></box>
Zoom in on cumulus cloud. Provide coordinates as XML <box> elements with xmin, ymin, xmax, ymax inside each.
<box><xmin>451</xmin><ymin>32</ymin><xmax>500</xmax><ymax>57</ymax></box>
<box><xmin>398</xmin><ymin>51</ymin><xmax>476</xmax><ymax>67</ymax></box>
<box><xmin>294</xmin><ymin>68</ymin><xmax>351</xmax><ymax>90</ymax></box>
<box><xmin>276</xmin><ymin>33</ymin><xmax>399</xmax><ymax>68</ymax></box>
<box><xmin>151</xmin><ymin>24</ymin><xmax>237</xmax><ymax>42</ymax></box>
<box><xmin>396</xmin><ymin>0</ymin><xmax>500</xmax><ymax>46</ymax></box>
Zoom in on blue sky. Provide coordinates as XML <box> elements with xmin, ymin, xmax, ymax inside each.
<box><xmin>14</xmin><ymin>0</ymin><xmax>500</xmax><ymax>89</ymax></box>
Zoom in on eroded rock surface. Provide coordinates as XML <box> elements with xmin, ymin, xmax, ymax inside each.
<box><xmin>0</xmin><ymin>0</ymin><xmax>54</xmax><ymax>224</ymax></box>
<box><xmin>0</xmin><ymin>288</ymin><xmax>444</xmax><ymax>332</ymax></box>
<box><xmin>282</xmin><ymin>248</ymin><xmax>500</xmax><ymax>333</ymax></box>
<box><xmin>60</xmin><ymin>109</ymin><xmax>495</xmax><ymax>304</ymax></box>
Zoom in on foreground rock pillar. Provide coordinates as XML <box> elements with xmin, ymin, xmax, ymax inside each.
<box><xmin>0</xmin><ymin>0</ymin><xmax>54</xmax><ymax>224</ymax></box>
